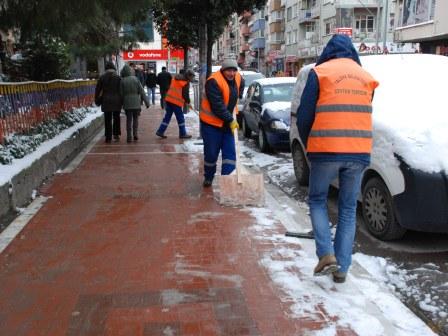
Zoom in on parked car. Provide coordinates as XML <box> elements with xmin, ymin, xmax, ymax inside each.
<box><xmin>237</xmin><ymin>70</ymin><xmax>265</xmax><ymax>113</ymax></box>
<box><xmin>290</xmin><ymin>54</ymin><xmax>448</xmax><ymax>240</ymax></box>
<box><xmin>241</xmin><ymin>77</ymin><xmax>296</xmax><ymax>152</ymax></box>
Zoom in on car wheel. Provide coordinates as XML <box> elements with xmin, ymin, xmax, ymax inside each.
<box><xmin>362</xmin><ymin>177</ymin><xmax>406</xmax><ymax>240</ymax></box>
<box><xmin>292</xmin><ymin>143</ymin><xmax>309</xmax><ymax>186</ymax></box>
<box><xmin>257</xmin><ymin>126</ymin><xmax>270</xmax><ymax>153</ymax></box>
<box><xmin>242</xmin><ymin>117</ymin><xmax>252</xmax><ymax>138</ymax></box>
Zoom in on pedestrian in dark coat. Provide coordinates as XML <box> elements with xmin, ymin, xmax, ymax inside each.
<box><xmin>156</xmin><ymin>66</ymin><xmax>172</xmax><ymax>109</ymax></box>
<box><xmin>120</xmin><ymin>64</ymin><xmax>150</xmax><ymax>143</ymax></box>
<box><xmin>95</xmin><ymin>61</ymin><xmax>122</xmax><ymax>143</ymax></box>
<box><xmin>145</xmin><ymin>69</ymin><xmax>157</xmax><ymax>105</ymax></box>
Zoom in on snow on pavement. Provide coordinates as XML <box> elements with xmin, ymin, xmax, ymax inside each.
<box><xmin>247</xmin><ymin>205</ymin><xmax>437</xmax><ymax>335</ymax></box>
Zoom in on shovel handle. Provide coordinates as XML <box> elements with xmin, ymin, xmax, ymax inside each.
<box><xmin>233</xmin><ymin>112</ymin><xmax>242</xmax><ymax>184</ymax></box>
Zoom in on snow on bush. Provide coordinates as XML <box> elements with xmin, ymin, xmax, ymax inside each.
<box><xmin>0</xmin><ymin>107</ymin><xmax>96</xmax><ymax>164</ymax></box>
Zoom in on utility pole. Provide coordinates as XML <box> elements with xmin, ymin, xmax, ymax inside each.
<box><xmin>375</xmin><ymin>0</ymin><xmax>381</xmax><ymax>54</ymax></box>
<box><xmin>382</xmin><ymin>0</ymin><xmax>389</xmax><ymax>51</ymax></box>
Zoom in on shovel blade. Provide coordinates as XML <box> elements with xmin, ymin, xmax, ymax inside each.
<box><xmin>218</xmin><ymin>173</ymin><xmax>265</xmax><ymax>207</ymax></box>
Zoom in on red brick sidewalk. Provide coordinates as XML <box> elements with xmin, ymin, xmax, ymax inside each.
<box><xmin>0</xmin><ymin>106</ymin><xmax>350</xmax><ymax>335</ymax></box>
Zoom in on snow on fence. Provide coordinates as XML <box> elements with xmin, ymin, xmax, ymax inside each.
<box><xmin>0</xmin><ymin>79</ymin><xmax>96</xmax><ymax>144</ymax></box>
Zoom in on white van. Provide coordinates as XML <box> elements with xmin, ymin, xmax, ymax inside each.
<box><xmin>290</xmin><ymin>54</ymin><xmax>448</xmax><ymax>240</ymax></box>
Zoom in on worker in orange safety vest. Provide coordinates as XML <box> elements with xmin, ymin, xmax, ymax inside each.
<box><xmin>296</xmin><ymin>34</ymin><xmax>379</xmax><ymax>283</ymax></box>
<box><xmin>199</xmin><ymin>59</ymin><xmax>244</xmax><ymax>187</ymax></box>
<box><xmin>156</xmin><ymin>69</ymin><xmax>195</xmax><ymax>139</ymax></box>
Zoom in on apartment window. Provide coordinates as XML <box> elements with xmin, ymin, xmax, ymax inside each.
<box><xmin>293</xmin><ymin>4</ymin><xmax>298</xmax><ymax>18</ymax></box>
<box><xmin>286</xmin><ymin>31</ymin><xmax>291</xmax><ymax>44</ymax></box>
<box><xmin>324</xmin><ymin>19</ymin><xmax>335</xmax><ymax>35</ymax></box>
<box><xmin>287</xmin><ymin>7</ymin><xmax>292</xmax><ymax>21</ymax></box>
<box><xmin>293</xmin><ymin>29</ymin><xmax>298</xmax><ymax>43</ymax></box>
<box><xmin>355</xmin><ymin>15</ymin><xmax>374</xmax><ymax>33</ymax></box>
<box><xmin>304</xmin><ymin>22</ymin><xmax>315</xmax><ymax>32</ymax></box>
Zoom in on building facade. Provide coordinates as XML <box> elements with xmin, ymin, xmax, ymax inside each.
<box><xmin>393</xmin><ymin>0</ymin><xmax>447</xmax><ymax>56</ymax></box>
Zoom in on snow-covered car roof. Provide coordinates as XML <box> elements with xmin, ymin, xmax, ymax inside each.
<box><xmin>360</xmin><ymin>54</ymin><xmax>448</xmax><ymax>174</ymax></box>
<box><xmin>254</xmin><ymin>77</ymin><xmax>296</xmax><ymax>86</ymax></box>
<box><xmin>240</xmin><ymin>70</ymin><xmax>260</xmax><ymax>75</ymax></box>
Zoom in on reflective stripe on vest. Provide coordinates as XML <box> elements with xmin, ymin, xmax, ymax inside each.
<box><xmin>308</xmin><ymin>58</ymin><xmax>379</xmax><ymax>154</ymax></box>
<box><xmin>200</xmin><ymin>71</ymin><xmax>241</xmax><ymax>127</ymax></box>
<box><xmin>165</xmin><ymin>78</ymin><xmax>188</xmax><ymax>107</ymax></box>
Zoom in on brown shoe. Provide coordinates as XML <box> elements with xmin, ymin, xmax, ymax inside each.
<box><xmin>313</xmin><ymin>254</ymin><xmax>338</xmax><ymax>276</ymax></box>
<box><xmin>332</xmin><ymin>271</ymin><xmax>347</xmax><ymax>283</ymax></box>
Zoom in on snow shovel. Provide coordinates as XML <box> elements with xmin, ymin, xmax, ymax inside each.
<box><xmin>218</xmin><ymin>114</ymin><xmax>265</xmax><ymax>207</ymax></box>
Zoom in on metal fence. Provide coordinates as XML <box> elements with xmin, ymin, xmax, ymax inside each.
<box><xmin>0</xmin><ymin>80</ymin><xmax>96</xmax><ymax>144</ymax></box>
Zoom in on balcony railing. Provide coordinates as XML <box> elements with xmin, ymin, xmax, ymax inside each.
<box><xmin>241</xmin><ymin>43</ymin><xmax>250</xmax><ymax>52</ymax></box>
<box><xmin>299</xmin><ymin>10</ymin><xmax>313</xmax><ymax>23</ymax></box>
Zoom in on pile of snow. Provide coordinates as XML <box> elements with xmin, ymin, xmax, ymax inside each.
<box><xmin>362</xmin><ymin>54</ymin><xmax>448</xmax><ymax>174</ymax></box>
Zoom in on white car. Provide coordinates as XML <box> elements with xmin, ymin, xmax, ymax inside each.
<box><xmin>237</xmin><ymin>70</ymin><xmax>265</xmax><ymax>112</ymax></box>
<box><xmin>290</xmin><ymin>54</ymin><xmax>448</xmax><ymax>240</ymax></box>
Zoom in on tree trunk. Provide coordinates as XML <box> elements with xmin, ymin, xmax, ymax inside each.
<box><xmin>183</xmin><ymin>46</ymin><xmax>189</xmax><ymax>70</ymax></box>
<box><xmin>199</xmin><ymin>23</ymin><xmax>207</xmax><ymax>104</ymax></box>
<box><xmin>97</xmin><ymin>57</ymin><xmax>105</xmax><ymax>76</ymax></box>
<box><xmin>206</xmin><ymin>24</ymin><xmax>213</xmax><ymax>79</ymax></box>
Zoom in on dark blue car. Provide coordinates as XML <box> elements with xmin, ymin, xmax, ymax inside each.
<box><xmin>240</xmin><ymin>77</ymin><xmax>296</xmax><ymax>152</ymax></box>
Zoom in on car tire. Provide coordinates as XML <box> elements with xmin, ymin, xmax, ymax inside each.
<box><xmin>362</xmin><ymin>177</ymin><xmax>406</xmax><ymax>240</ymax></box>
<box><xmin>292</xmin><ymin>143</ymin><xmax>309</xmax><ymax>186</ymax></box>
<box><xmin>257</xmin><ymin>126</ymin><xmax>270</xmax><ymax>153</ymax></box>
<box><xmin>242</xmin><ymin>117</ymin><xmax>252</xmax><ymax>138</ymax></box>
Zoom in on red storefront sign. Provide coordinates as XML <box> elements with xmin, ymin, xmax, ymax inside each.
<box><xmin>122</xmin><ymin>49</ymin><xmax>184</xmax><ymax>61</ymax></box>
<box><xmin>335</xmin><ymin>28</ymin><xmax>353</xmax><ymax>37</ymax></box>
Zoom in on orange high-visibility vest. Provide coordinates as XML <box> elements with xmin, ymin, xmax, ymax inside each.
<box><xmin>165</xmin><ymin>78</ymin><xmax>188</xmax><ymax>107</ymax></box>
<box><xmin>200</xmin><ymin>71</ymin><xmax>242</xmax><ymax>127</ymax></box>
<box><xmin>308</xmin><ymin>58</ymin><xmax>379</xmax><ymax>154</ymax></box>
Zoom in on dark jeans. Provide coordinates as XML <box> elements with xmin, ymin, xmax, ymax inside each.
<box><xmin>160</xmin><ymin>90</ymin><xmax>167</xmax><ymax>109</ymax></box>
<box><xmin>125</xmin><ymin>109</ymin><xmax>140</xmax><ymax>140</ymax></box>
<box><xmin>104</xmin><ymin>111</ymin><xmax>121</xmax><ymax>141</ymax></box>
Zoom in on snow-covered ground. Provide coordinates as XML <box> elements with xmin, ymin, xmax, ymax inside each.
<box><xmin>182</xmin><ymin>111</ymin><xmax>438</xmax><ymax>335</ymax></box>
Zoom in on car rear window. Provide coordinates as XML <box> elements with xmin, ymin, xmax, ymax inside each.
<box><xmin>263</xmin><ymin>84</ymin><xmax>294</xmax><ymax>103</ymax></box>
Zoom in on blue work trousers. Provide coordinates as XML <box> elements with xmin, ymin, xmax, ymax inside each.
<box><xmin>156</xmin><ymin>101</ymin><xmax>187</xmax><ymax>136</ymax></box>
<box><xmin>308</xmin><ymin>161</ymin><xmax>367</xmax><ymax>274</ymax></box>
<box><xmin>201</xmin><ymin>122</ymin><xmax>236</xmax><ymax>181</ymax></box>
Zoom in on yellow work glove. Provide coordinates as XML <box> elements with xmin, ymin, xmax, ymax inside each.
<box><xmin>229</xmin><ymin>120</ymin><xmax>239</xmax><ymax>132</ymax></box>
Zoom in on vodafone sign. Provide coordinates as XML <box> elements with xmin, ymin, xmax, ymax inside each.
<box><xmin>122</xmin><ymin>49</ymin><xmax>184</xmax><ymax>61</ymax></box>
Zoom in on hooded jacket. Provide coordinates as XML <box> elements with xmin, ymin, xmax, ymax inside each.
<box><xmin>120</xmin><ymin>65</ymin><xmax>149</xmax><ymax>110</ymax></box>
<box><xmin>296</xmin><ymin>34</ymin><xmax>375</xmax><ymax>165</ymax></box>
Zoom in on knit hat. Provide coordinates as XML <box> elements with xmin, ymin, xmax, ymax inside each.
<box><xmin>221</xmin><ymin>58</ymin><xmax>238</xmax><ymax>71</ymax></box>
